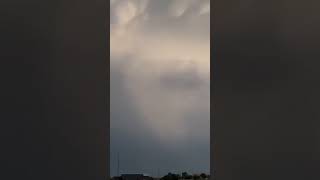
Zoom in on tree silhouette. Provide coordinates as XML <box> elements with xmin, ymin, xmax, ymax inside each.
<box><xmin>192</xmin><ymin>174</ymin><xmax>200</xmax><ymax>180</ymax></box>
<box><xmin>160</xmin><ymin>173</ymin><xmax>179</xmax><ymax>180</ymax></box>
<box><xmin>200</xmin><ymin>173</ymin><xmax>207</xmax><ymax>179</ymax></box>
<box><xmin>182</xmin><ymin>172</ymin><xmax>189</xmax><ymax>179</ymax></box>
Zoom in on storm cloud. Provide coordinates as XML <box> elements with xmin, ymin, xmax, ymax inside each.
<box><xmin>110</xmin><ymin>0</ymin><xmax>210</xmax><ymax>176</ymax></box>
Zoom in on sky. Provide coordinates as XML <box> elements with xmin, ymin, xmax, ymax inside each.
<box><xmin>110</xmin><ymin>0</ymin><xmax>210</xmax><ymax>177</ymax></box>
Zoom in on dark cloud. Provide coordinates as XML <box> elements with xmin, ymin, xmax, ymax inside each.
<box><xmin>143</xmin><ymin>0</ymin><xmax>210</xmax><ymax>38</ymax></box>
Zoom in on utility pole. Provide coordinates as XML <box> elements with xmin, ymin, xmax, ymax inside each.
<box><xmin>117</xmin><ymin>152</ymin><xmax>120</xmax><ymax>177</ymax></box>
<box><xmin>157</xmin><ymin>168</ymin><xmax>160</xmax><ymax>178</ymax></box>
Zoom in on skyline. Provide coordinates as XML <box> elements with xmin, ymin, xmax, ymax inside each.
<box><xmin>110</xmin><ymin>0</ymin><xmax>210</xmax><ymax>177</ymax></box>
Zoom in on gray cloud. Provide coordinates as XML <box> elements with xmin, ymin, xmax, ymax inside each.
<box><xmin>157</xmin><ymin>63</ymin><xmax>207</xmax><ymax>91</ymax></box>
<box><xmin>110</xmin><ymin>60</ymin><xmax>209</xmax><ymax>176</ymax></box>
<box><xmin>110</xmin><ymin>0</ymin><xmax>210</xmax><ymax>177</ymax></box>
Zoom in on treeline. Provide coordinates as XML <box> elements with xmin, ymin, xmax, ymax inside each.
<box><xmin>110</xmin><ymin>172</ymin><xmax>210</xmax><ymax>180</ymax></box>
<box><xmin>160</xmin><ymin>172</ymin><xmax>210</xmax><ymax>180</ymax></box>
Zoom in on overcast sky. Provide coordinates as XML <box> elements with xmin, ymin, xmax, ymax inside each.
<box><xmin>110</xmin><ymin>0</ymin><xmax>210</xmax><ymax>177</ymax></box>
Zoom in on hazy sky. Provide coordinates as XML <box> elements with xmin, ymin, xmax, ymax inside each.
<box><xmin>110</xmin><ymin>0</ymin><xmax>210</xmax><ymax>177</ymax></box>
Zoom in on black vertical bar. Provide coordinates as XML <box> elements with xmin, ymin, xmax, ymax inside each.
<box><xmin>0</xmin><ymin>0</ymin><xmax>109</xmax><ymax>179</ymax></box>
<box><xmin>212</xmin><ymin>0</ymin><xmax>320</xmax><ymax>180</ymax></box>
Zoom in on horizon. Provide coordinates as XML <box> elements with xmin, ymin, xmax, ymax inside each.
<box><xmin>111</xmin><ymin>172</ymin><xmax>211</xmax><ymax>178</ymax></box>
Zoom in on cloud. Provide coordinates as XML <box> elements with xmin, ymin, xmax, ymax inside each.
<box><xmin>110</xmin><ymin>0</ymin><xmax>210</xmax><ymax>176</ymax></box>
<box><xmin>199</xmin><ymin>1</ymin><xmax>210</xmax><ymax>15</ymax></box>
<box><xmin>169</xmin><ymin>0</ymin><xmax>193</xmax><ymax>17</ymax></box>
<box><xmin>110</xmin><ymin>59</ymin><xmax>210</xmax><ymax>176</ymax></box>
<box><xmin>111</xmin><ymin>0</ymin><xmax>209</xmax><ymax>144</ymax></box>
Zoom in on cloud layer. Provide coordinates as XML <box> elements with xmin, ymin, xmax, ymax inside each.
<box><xmin>110</xmin><ymin>0</ymin><xmax>210</xmax><ymax>176</ymax></box>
